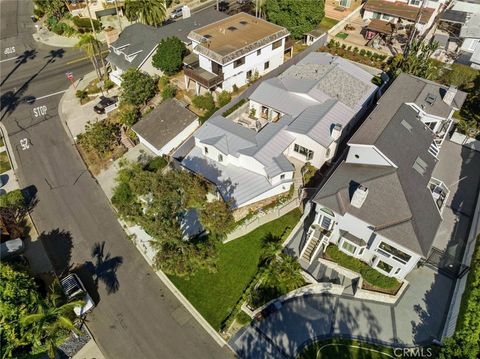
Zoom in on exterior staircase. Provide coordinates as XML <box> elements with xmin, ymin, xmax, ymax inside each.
<box><xmin>301</xmin><ymin>227</ymin><xmax>321</xmax><ymax>262</ymax></box>
<box><xmin>120</xmin><ymin>127</ymin><xmax>135</xmax><ymax>150</ymax></box>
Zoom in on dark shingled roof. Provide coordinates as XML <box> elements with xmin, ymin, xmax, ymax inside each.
<box><xmin>350</xmin><ymin>73</ymin><xmax>467</xmax><ymax>145</ymax></box>
<box><xmin>132</xmin><ymin>99</ymin><xmax>198</xmax><ymax>151</ymax></box>
<box><xmin>440</xmin><ymin>9</ymin><xmax>468</xmax><ymax>24</ymax></box>
<box><xmin>106</xmin><ymin>8</ymin><xmax>228</xmax><ymax>71</ymax></box>
<box><xmin>314</xmin><ymin>103</ymin><xmax>445</xmax><ymax>257</ymax></box>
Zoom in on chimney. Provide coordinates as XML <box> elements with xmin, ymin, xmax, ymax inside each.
<box><xmin>331</xmin><ymin>123</ymin><xmax>342</xmax><ymax>141</ymax></box>
<box><xmin>182</xmin><ymin>5</ymin><xmax>191</xmax><ymax>19</ymax></box>
<box><xmin>351</xmin><ymin>185</ymin><xmax>368</xmax><ymax>208</ymax></box>
<box><xmin>443</xmin><ymin>85</ymin><xmax>457</xmax><ymax>106</ymax></box>
<box><xmin>105</xmin><ymin>27</ymin><xmax>119</xmax><ymax>47</ymax></box>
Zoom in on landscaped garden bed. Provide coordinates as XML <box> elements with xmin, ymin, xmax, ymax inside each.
<box><xmin>168</xmin><ymin>209</ymin><xmax>302</xmax><ymax>331</ymax></box>
<box><xmin>319</xmin><ymin>40</ymin><xmax>389</xmax><ymax>69</ymax></box>
<box><xmin>0</xmin><ymin>151</ymin><xmax>11</xmax><ymax>173</ymax></box>
<box><xmin>324</xmin><ymin>245</ymin><xmax>401</xmax><ymax>293</ymax></box>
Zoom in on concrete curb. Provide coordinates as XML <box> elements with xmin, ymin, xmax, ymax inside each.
<box><xmin>0</xmin><ymin>122</ymin><xmax>18</xmax><ymax>170</ymax></box>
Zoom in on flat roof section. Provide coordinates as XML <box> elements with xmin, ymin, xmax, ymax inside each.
<box><xmin>189</xmin><ymin>12</ymin><xmax>289</xmax><ymax>64</ymax></box>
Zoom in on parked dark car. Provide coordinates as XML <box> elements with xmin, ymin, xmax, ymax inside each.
<box><xmin>0</xmin><ymin>238</ymin><xmax>25</xmax><ymax>260</ymax></box>
<box><xmin>93</xmin><ymin>96</ymin><xmax>118</xmax><ymax>114</ymax></box>
<box><xmin>218</xmin><ymin>1</ymin><xmax>229</xmax><ymax>12</ymax></box>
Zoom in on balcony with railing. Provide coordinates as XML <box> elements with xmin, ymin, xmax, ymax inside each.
<box><xmin>429</xmin><ymin>177</ymin><xmax>450</xmax><ymax>214</ymax></box>
<box><xmin>184</xmin><ymin>65</ymin><xmax>224</xmax><ymax>90</ymax></box>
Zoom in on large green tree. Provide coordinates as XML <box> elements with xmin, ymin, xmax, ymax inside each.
<box><xmin>21</xmin><ymin>282</ymin><xmax>83</xmax><ymax>359</ymax></box>
<box><xmin>0</xmin><ymin>264</ymin><xmax>40</xmax><ymax>358</ymax></box>
<box><xmin>0</xmin><ymin>189</ymin><xmax>28</xmax><ymax>238</ymax></box>
<box><xmin>125</xmin><ymin>0</ymin><xmax>166</xmax><ymax>27</ymax></box>
<box><xmin>388</xmin><ymin>40</ymin><xmax>440</xmax><ymax>80</ymax></box>
<box><xmin>120</xmin><ymin>68</ymin><xmax>156</xmax><ymax>106</ymax></box>
<box><xmin>152</xmin><ymin>37</ymin><xmax>188</xmax><ymax>75</ymax></box>
<box><xmin>199</xmin><ymin>200</ymin><xmax>235</xmax><ymax>237</ymax></box>
<box><xmin>265</xmin><ymin>0</ymin><xmax>325</xmax><ymax>39</ymax></box>
<box><xmin>77</xmin><ymin>120</ymin><xmax>120</xmax><ymax>156</ymax></box>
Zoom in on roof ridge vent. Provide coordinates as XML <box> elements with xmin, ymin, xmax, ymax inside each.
<box><xmin>351</xmin><ymin>185</ymin><xmax>368</xmax><ymax>208</ymax></box>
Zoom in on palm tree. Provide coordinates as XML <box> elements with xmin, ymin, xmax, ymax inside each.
<box><xmin>125</xmin><ymin>0</ymin><xmax>166</xmax><ymax>27</ymax></box>
<box><xmin>21</xmin><ymin>283</ymin><xmax>84</xmax><ymax>359</ymax></box>
<box><xmin>266</xmin><ymin>254</ymin><xmax>304</xmax><ymax>293</ymax></box>
<box><xmin>76</xmin><ymin>34</ymin><xmax>103</xmax><ymax>81</ymax></box>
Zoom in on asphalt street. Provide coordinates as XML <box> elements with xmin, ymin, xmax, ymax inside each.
<box><xmin>0</xmin><ymin>1</ymin><xmax>232</xmax><ymax>358</ymax></box>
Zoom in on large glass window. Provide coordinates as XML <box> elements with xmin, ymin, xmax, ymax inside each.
<box><xmin>233</xmin><ymin>57</ymin><xmax>245</xmax><ymax>68</ymax></box>
<box><xmin>379</xmin><ymin>242</ymin><xmax>411</xmax><ymax>263</ymax></box>
<box><xmin>342</xmin><ymin>240</ymin><xmax>357</xmax><ymax>255</ymax></box>
<box><xmin>294</xmin><ymin>144</ymin><xmax>314</xmax><ymax>160</ymax></box>
<box><xmin>377</xmin><ymin>260</ymin><xmax>393</xmax><ymax>274</ymax></box>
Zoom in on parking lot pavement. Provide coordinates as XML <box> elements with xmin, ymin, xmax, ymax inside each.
<box><xmin>432</xmin><ymin>140</ymin><xmax>480</xmax><ymax>258</ymax></box>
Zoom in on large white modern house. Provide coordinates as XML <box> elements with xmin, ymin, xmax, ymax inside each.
<box><xmin>183</xmin><ymin>12</ymin><xmax>292</xmax><ymax>94</ymax></box>
<box><xmin>178</xmin><ymin>52</ymin><xmax>378</xmax><ymax>209</ymax></box>
<box><xmin>296</xmin><ymin>73</ymin><xmax>466</xmax><ymax>280</ymax></box>
<box><xmin>363</xmin><ymin>0</ymin><xmax>447</xmax><ymax>36</ymax></box>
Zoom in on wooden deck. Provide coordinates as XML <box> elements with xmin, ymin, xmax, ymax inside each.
<box><xmin>325</xmin><ymin>0</ymin><xmax>362</xmax><ymax>21</ymax></box>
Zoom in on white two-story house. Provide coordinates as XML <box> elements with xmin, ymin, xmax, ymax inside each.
<box><xmin>296</xmin><ymin>73</ymin><xmax>466</xmax><ymax>280</ymax></box>
<box><xmin>183</xmin><ymin>12</ymin><xmax>292</xmax><ymax>94</ymax></box>
<box><xmin>363</xmin><ymin>0</ymin><xmax>447</xmax><ymax>35</ymax></box>
<box><xmin>178</xmin><ymin>53</ymin><xmax>378</xmax><ymax>209</ymax></box>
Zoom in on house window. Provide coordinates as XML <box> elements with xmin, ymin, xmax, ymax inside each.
<box><xmin>264</xmin><ymin>61</ymin><xmax>270</xmax><ymax>70</ymax></box>
<box><xmin>381</xmin><ymin>14</ymin><xmax>390</xmax><ymax>20</ymax></box>
<box><xmin>379</xmin><ymin>242</ymin><xmax>411</xmax><ymax>263</ymax></box>
<box><xmin>342</xmin><ymin>240</ymin><xmax>357</xmax><ymax>255</ymax></box>
<box><xmin>246</xmin><ymin>70</ymin><xmax>252</xmax><ymax>79</ymax></box>
<box><xmin>272</xmin><ymin>39</ymin><xmax>282</xmax><ymax>50</ymax></box>
<box><xmin>204</xmin><ymin>146</ymin><xmax>209</xmax><ymax>154</ymax></box>
<box><xmin>257</xmin><ymin>49</ymin><xmax>261</xmax><ymax>56</ymax></box>
<box><xmin>294</xmin><ymin>143</ymin><xmax>314</xmax><ymax>161</ymax></box>
<box><xmin>233</xmin><ymin>57</ymin><xmax>245</xmax><ymax>68</ymax></box>
<box><xmin>372</xmin><ymin>12</ymin><xmax>381</xmax><ymax>19</ymax></box>
<box><xmin>280</xmin><ymin>174</ymin><xmax>285</xmax><ymax>180</ymax></box>
<box><xmin>358</xmin><ymin>247</ymin><xmax>365</xmax><ymax>256</ymax></box>
<box><xmin>320</xmin><ymin>216</ymin><xmax>332</xmax><ymax>230</ymax></box>
<box><xmin>218</xmin><ymin>154</ymin><xmax>223</xmax><ymax>162</ymax></box>
<box><xmin>410</xmin><ymin>0</ymin><xmax>421</xmax><ymax>5</ymax></box>
<box><xmin>394</xmin><ymin>267</ymin><xmax>401</xmax><ymax>275</ymax></box>
<box><xmin>377</xmin><ymin>260</ymin><xmax>393</xmax><ymax>274</ymax></box>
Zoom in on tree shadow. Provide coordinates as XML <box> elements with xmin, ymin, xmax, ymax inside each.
<box><xmin>1</xmin><ymin>48</ymin><xmax>65</xmax><ymax>121</ymax></box>
<box><xmin>0</xmin><ymin>49</ymin><xmax>38</xmax><ymax>87</ymax></box>
<box><xmin>39</xmin><ymin>228</ymin><xmax>74</xmax><ymax>275</ymax></box>
<box><xmin>81</xmin><ymin>241</ymin><xmax>123</xmax><ymax>295</ymax></box>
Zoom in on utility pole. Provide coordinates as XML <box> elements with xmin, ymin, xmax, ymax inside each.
<box><xmin>85</xmin><ymin>0</ymin><xmax>107</xmax><ymax>79</ymax></box>
<box><xmin>403</xmin><ymin>0</ymin><xmax>427</xmax><ymax>60</ymax></box>
<box><xmin>114</xmin><ymin>0</ymin><xmax>122</xmax><ymax>31</ymax></box>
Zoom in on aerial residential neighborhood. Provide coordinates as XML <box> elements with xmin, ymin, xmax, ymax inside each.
<box><xmin>0</xmin><ymin>0</ymin><xmax>479</xmax><ymax>359</ymax></box>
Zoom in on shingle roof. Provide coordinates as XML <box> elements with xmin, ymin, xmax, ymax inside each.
<box><xmin>107</xmin><ymin>8</ymin><xmax>227</xmax><ymax>71</ymax></box>
<box><xmin>314</xmin><ymin>102</ymin><xmax>446</xmax><ymax>257</ymax></box>
<box><xmin>350</xmin><ymin>73</ymin><xmax>467</xmax><ymax>145</ymax></box>
<box><xmin>132</xmin><ymin>99</ymin><xmax>198</xmax><ymax>151</ymax></box>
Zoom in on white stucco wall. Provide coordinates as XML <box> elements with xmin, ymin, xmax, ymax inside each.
<box><xmin>460</xmin><ymin>38</ymin><xmax>480</xmax><ymax>53</ymax></box>
<box><xmin>284</xmin><ymin>134</ymin><xmax>328</xmax><ymax>169</ymax></box>
<box><xmin>240</xmin><ymin>181</ymin><xmax>293</xmax><ymax>208</ymax></box>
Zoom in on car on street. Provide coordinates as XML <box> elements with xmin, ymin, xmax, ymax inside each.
<box><xmin>170</xmin><ymin>7</ymin><xmax>183</xmax><ymax>19</ymax></box>
<box><xmin>0</xmin><ymin>238</ymin><xmax>25</xmax><ymax>260</ymax></box>
<box><xmin>218</xmin><ymin>1</ymin><xmax>229</xmax><ymax>11</ymax></box>
<box><xmin>60</xmin><ymin>273</ymin><xmax>95</xmax><ymax>316</ymax></box>
<box><xmin>93</xmin><ymin>96</ymin><xmax>118</xmax><ymax>114</ymax></box>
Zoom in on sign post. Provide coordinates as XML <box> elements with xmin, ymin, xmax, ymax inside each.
<box><xmin>66</xmin><ymin>72</ymin><xmax>76</xmax><ymax>88</ymax></box>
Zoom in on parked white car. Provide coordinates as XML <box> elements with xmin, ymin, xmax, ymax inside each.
<box><xmin>60</xmin><ymin>274</ymin><xmax>95</xmax><ymax>316</ymax></box>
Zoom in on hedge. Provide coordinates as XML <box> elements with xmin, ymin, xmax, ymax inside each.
<box><xmin>325</xmin><ymin>245</ymin><xmax>399</xmax><ymax>289</ymax></box>
<box><xmin>73</xmin><ymin>16</ymin><xmax>102</xmax><ymax>31</ymax></box>
<box><xmin>222</xmin><ymin>98</ymin><xmax>247</xmax><ymax>117</ymax></box>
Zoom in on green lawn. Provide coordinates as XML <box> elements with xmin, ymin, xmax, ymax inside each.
<box><xmin>319</xmin><ymin>17</ymin><xmax>339</xmax><ymax>30</ymax></box>
<box><xmin>335</xmin><ymin>32</ymin><xmax>349</xmax><ymax>40</ymax></box>
<box><xmin>298</xmin><ymin>339</ymin><xmax>395</xmax><ymax>359</ymax></box>
<box><xmin>169</xmin><ymin>209</ymin><xmax>302</xmax><ymax>330</ymax></box>
<box><xmin>0</xmin><ymin>151</ymin><xmax>11</xmax><ymax>173</ymax></box>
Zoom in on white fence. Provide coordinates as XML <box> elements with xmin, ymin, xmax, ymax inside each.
<box><xmin>450</xmin><ymin>131</ymin><xmax>480</xmax><ymax>152</ymax></box>
<box><xmin>225</xmin><ymin>197</ymin><xmax>300</xmax><ymax>242</ymax></box>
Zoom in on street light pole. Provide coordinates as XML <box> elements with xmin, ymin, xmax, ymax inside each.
<box><xmin>114</xmin><ymin>0</ymin><xmax>123</xmax><ymax>31</ymax></box>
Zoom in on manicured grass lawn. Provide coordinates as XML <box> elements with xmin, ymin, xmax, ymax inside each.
<box><xmin>298</xmin><ymin>339</ymin><xmax>395</xmax><ymax>359</ymax></box>
<box><xmin>319</xmin><ymin>17</ymin><xmax>339</xmax><ymax>30</ymax></box>
<box><xmin>0</xmin><ymin>151</ymin><xmax>11</xmax><ymax>173</ymax></box>
<box><xmin>169</xmin><ymin>209</ymin><xmax>302</xmax><ymax>331</ymax></box>
<box><xmin>335</xmin><ymin>32</ymin><xmax>349</xmax><ymax>40</ymax></box>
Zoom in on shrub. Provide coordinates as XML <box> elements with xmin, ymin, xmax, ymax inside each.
<box><xmin>232</xmin><ymin>84</ymin><xmax>239</xmax><ymax>93</ymax></box>
<box><xmin>347</xmin><ymin>45</ymin><xmax>352</xmax><ymax>51</ymax></box>
<box><xmin>73</xmin><ymin>16</ymin><xmax>102</xmax><ymax>31</ymax></box>
<box><xmin>217</xmin><ymin>90</ymin><xmax>231</xmax><ymax>107</ymax></box>
<box><xmin>359</xmin><ymin>49</ymin><xmax>366</xmax><ymax>56</ymax></box>
<box><xmin>33</xmin><ymin>7</ymin><xmax>45</xmax><ymax>18</ymax></box>
<box><xmin>159</xmin><ymin>75</ymin><xmax>170</xmax><ymax>88</ymax></box>
<box><xmin>353</xmin><ymin>47</ymin><xmax>359</xmax><ymax>53</ymax></box>
<box><xmin>192</xmin><ymin>92</ymin><xmax>215</xmax><ymax>111</ymax></box>
<box><xmin>341</xmin><ymin>44</ymin><xmax>346</xmax><ymax>50</ymax></box>
<box><xmin>441</xmin><ymin>63</ymin><xmax>479</xmax><ymax>88</ymax></box>
<box><xmin>121</xmin><ymin>68</ymin><xmax>156</xmax><ymax>106</ymax></box>
<box><xmin>371</xmin><ymin>75</ymin><xmax>383</xmax><ymax>86</ymax></box>
<box><xmin>77</xmin><ymin>120</ymin><xmax>119</xmax><ymax>155</ymax></box>
<box><xmin>161</xmin><ymin>84</ymin><xmax>176</xmax><ymax>99</ymax></box>
<box><xmin>366</xmin><ymin>50</ymin><xmax>373</xmax><ymax>57</ymax></box>
<box><xmin>75</xmin><ymin>89</ymin><xmax>88</xmax><ymax>102</ymax></box>
<box><xmin>119</xmin><ymin>105</ymin><xmax>140</xmax><ymax>127</ymax></box>
<box><xmin>199</xmin><ymin>107</ymin><xmax>218</xmax><ymax>124</ymax></box>
<box><xmin>145</xmin><ymin>156</ymin><xmax>168</xmax><ymax>172</ymax></box>
<box><xmin>104</xmin><ymin>78</ymin><xmax>115</xmax><ymax>90</ymax></box>
<box><xmin>222</xmin><ymin>98</ymin><xmax>247</xmax><ymax>117</ymax></box>
<box><xmin>325</xmin><ymin>245</ymin><xmax>399</xmax><ymax>289</ymax></box>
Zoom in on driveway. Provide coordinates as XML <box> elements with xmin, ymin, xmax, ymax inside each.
<box><xmin>230</xmin><ymin>266</ymin><xmax>453</xmax><ymax>358</ymax></box>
